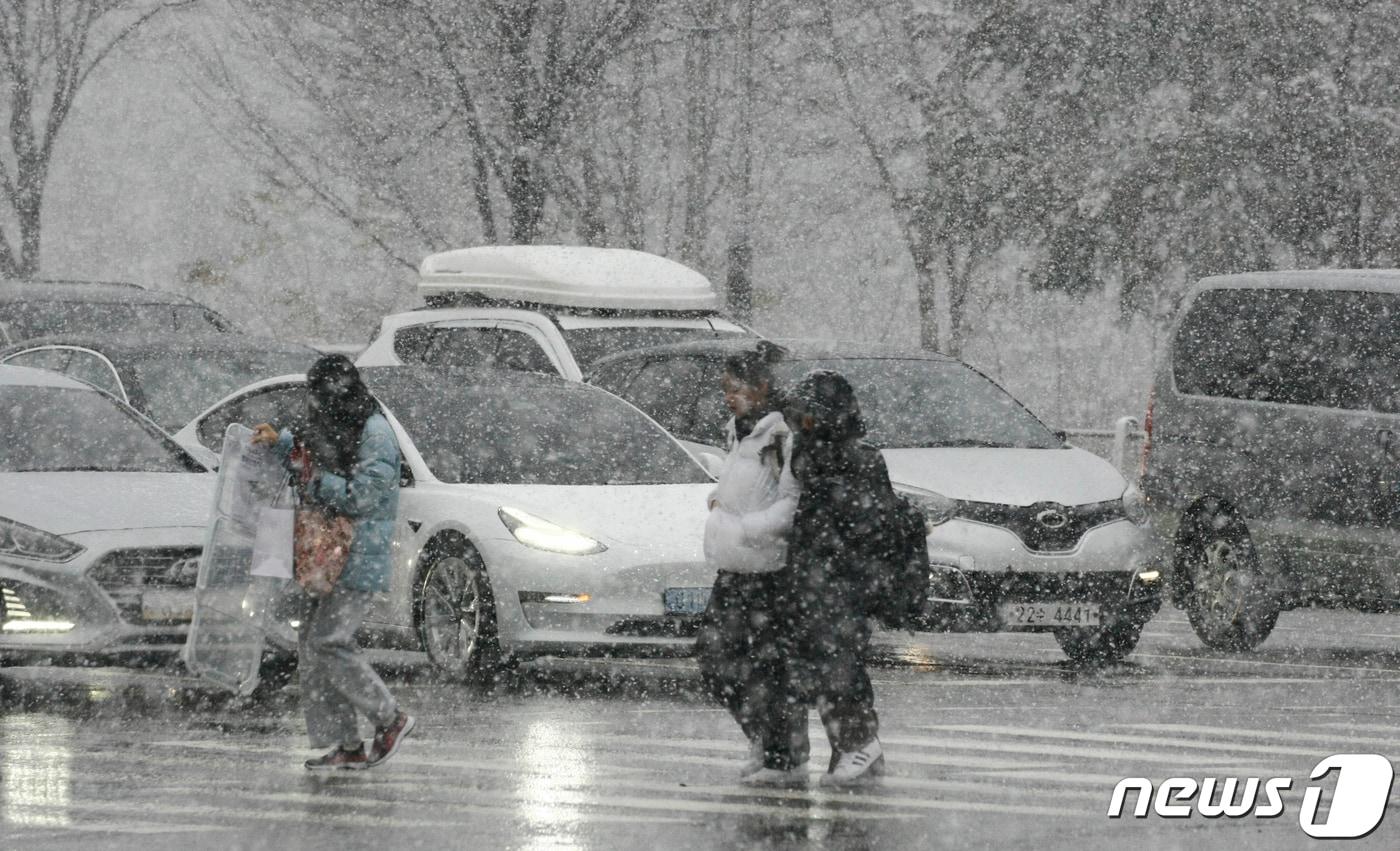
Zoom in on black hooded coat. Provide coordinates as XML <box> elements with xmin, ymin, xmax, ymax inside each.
<box><xmin>780</xmin><ymin>370</ymin><xmax>899</xmax><ymax>700</ymax></box>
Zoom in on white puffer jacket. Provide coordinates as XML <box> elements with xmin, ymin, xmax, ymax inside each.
<box><xmin>703</xmin><ymin>411</ymin><xmax>799</xmax><ymax>574</ymax></box>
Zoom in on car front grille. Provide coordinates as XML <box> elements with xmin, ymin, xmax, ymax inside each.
<box><xmin>89</xmin><ymin>547</ymin><xmax>202</xmax><ymax>624</ymax></box>
<box><xmin>956</xmin><ymin>499</ymin><xmax>1126</xmax><ymax>552</ymax></box>
<box><xmin>964</xmin><ymin>570</ymin><xmax>1134</xmax><ymax>604</ymax></box>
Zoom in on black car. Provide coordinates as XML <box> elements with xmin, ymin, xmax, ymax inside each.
<box><xmin>0</xmin><ymin>280</ymin><xmax>236</xmax><ymax>346</ymax></box>
<box><xmin>0</xmin><ymin>333</ymin><xmax>320</xmax><ymax>431</ymax></box>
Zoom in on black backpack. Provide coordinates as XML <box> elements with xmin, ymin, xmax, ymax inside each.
<box><xmin>863</xmin><ymin>494</ymin><xmax>932</xmax><ymax>630</ymax></box>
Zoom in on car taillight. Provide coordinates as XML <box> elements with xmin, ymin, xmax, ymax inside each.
<box><xmin>1138</xmin><ymin>391</ymin><xmax>1155</xmax><ymax>482</ymax></box>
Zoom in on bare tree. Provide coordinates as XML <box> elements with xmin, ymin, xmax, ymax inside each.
<box><xmin>200</xmin><ymin>0</ymin><xmax>659</xmax><ymax>261</ymax></box>
<box><xmin>0</xmin><ymin>0</ymin><xmax>195</xmax><ymax>278</ymax></box>
<box><xmin>817</xmin><ymin>0</ymin><xmax>1016</xmax><ymax>355</ymax></box>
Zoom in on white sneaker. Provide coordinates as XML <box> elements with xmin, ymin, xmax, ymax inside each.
<box><xmin>740</xmin><ymin>765</ymin><xmax>809</xmax><ymax>788</ymax></box>
<box><xmin>821</xmin><ymin>739</ymin><xmax>885</xmax><ymax>787</ymax></box>
<box><xmin>739</xmin><ymin>739</ymin><xmax>764</xmax><ymax>776</ymax></box>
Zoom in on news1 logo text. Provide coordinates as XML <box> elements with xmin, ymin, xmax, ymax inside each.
<box><xmin>1107</xmin><ymin>753</ymin><xmax>1395</xmax><ymax>839</ymax></box>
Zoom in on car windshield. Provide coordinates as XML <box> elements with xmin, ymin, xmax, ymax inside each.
<box><xmin>0</xmin><ymin>384</ymin><xmax>199</xmax><ymax>473</ymax></box>
<box><xmin>776</xmin><ymin>358</ymin><xmax>1061</xmax><ymax>449</ymax></box>
<box><xmin>560</xmin><ymin>326</ymin><xmax>749</xmax><ymax>368</ymax></box>
<box><xmin>130</xmin><ymin>348</ymin><xmax>318</xmax><ymax>430</ymax></box>
<box><xmin>0</xmin><ymin>301</ymin><xmax>233</xmax><ymax>342</ymax></box>
<box><xmin>372</xmin><ymin>376</ymin><xmax>710</xmax><ymax>485</ymax></box>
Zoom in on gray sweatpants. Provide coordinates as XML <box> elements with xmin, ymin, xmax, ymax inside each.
<box><xmin>298</xmin><ymin>586</ymin><xmax>398</xmax><ymax>749</ymax></box>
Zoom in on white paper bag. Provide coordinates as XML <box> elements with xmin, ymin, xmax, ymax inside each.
<box><xmin>250</xmin><ymin>503</ymin><xmax>295</xmax><ymax>580</ymax></box>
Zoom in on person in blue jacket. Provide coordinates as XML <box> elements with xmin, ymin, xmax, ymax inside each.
<box><xmin>253</xmin><ymin>354</ymin><xmax>414</xmax><ymax>771</ymax></box>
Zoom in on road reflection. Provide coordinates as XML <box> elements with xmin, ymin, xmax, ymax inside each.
<box><xmin>515</xmin><ymin>718</ymin><xmax>591</xmax><ymax>849</ymax></box>
<box><xmin>1</xmin><ymin>713</ymin><xmax>73</xmax><ymax>827</ymax></box>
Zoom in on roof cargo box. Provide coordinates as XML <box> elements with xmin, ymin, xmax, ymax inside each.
<box><xmin>418</xmin><ymin>245</ymin><xmax>719</xmax><ymax>311</ymax></box>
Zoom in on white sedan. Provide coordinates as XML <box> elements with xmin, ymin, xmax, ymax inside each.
<box><xmin>173</xmin><ymin>366</ymin><xmax>717</xmax><ymax>678</ymax></box>
<box><xmin>0</xmin><ymin>365</ymin><xmax>215</xmax><ymax>661</ymax></box>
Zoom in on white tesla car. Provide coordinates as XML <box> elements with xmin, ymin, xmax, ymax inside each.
<box><xmin>0</xmin><ymin>365</ymin><xmax>214</xmax><ymax>662</ymax></box>
<box><xmin>173</xmin><ymin>366</ymin><xmax>716</xmax><ymax>678</ymax></box>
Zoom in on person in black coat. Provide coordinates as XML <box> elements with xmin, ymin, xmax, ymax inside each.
<box><xmin>775</xmin><ymin>369</ymin><xmax>895</xmax><ymax>787</ymax></box>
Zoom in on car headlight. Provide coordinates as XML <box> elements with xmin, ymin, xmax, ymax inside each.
<box><xmin>897</xmin><ymin>487</ymin><xmax>958</xmax><ymax>528</ymax></box>
<box><xmin>1121</xmin><ymin>486</ymin><xmax>1148</xmax><ymax>525</ymax></box>
<box><xmin>0</xmin><ymin>516</ymin><xmax>83</xmax><ymax>562</ymax></box>
<box><xmin>498</xmin><ymin>508</ymin><xmax>607</xmax><ymax>556</ymax></box>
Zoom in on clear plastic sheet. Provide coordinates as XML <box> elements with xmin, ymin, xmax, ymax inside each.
<box><xmin>182</xmin><ymin>424</ymin><xmax>298</xmax><ymax>695</ymax></box>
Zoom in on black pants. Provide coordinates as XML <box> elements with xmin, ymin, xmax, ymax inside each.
<box><xmin>697</xmin><ymin>571</ymin><xmax>810</xmax><ymax>769</ymax></box>
<box><xmin>698</xmin><ymin>571</ymin><xmax>879</xmax><ymax>771</ymax></box>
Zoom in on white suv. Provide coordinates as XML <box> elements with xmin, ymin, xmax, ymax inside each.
<box><xmin>356</xmin><ymin>246</ymin><xmax>754</xmax><ymax>377</ymax></box>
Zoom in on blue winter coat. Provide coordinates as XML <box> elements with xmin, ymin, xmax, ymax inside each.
<box><xmin>276</xmin><ymin>413</ymin><xmax>400</xmax><ymax>593</ymax></box>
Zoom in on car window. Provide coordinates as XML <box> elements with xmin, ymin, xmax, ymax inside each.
<box><xmin>776</xmin><ymin>358</ymin><xmax>1061</xmax><ymax>449</ymax></box>
<box><xmin>626</xmin><ymin>357</ymin><xmax>724</xmax><ymax>443</ymax></box>
<box><xmin>372</xmin><ymin>378</ymin><xmax>708</xmax><ymax>486</ymax></box>
<box><xmin>129</xmin><ymin>349</ymin><xmax>317</xmax><ymax>432</ymax></box>
<box><xmin>587</xmin><ymin>359</ymin><xmax>641</xmax><ymax>396</ymax></box>
<box><xmin>64</xmin><ymin>351</ymin><xmax>124</xmax><ymax>398</ymax></box>
<box><xmin>0</xmin><ymin>385</ymin><xmax>199</xmax><ymax>473</ymax></box>
<box><xmin>197</xmin><ymin>385</ymin><xmax>308</xmax><ymax>451</ymax></box>
<box><xmin>397</xmin><ymin>325</ymin><xmax>557</xmax><ymax>374</ymax></box>
<box><xmin>3</xmin><ymin>348</ymin><xmax>71</xmax><ymax>373</ymax></box>
<box><xmin>1174</xmin><ymin>288</ymin><xmax>1400</xmax><ymax>413</ymax></box>
<box><xmin>0</xmin><ymin>301</ymin><xmax>231</xmax><ymax>340</ymax></box>
<box><xmin>559</xmin><ymin>326</ymin><xmax>749</xmax><ymax>367</ymax></box>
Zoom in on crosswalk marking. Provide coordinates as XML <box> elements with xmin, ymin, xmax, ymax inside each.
<box><xmin>11</xmin><ymin>713</ymin><xmax>1371</xmax><ymax>837</ymax></box>
<box><xmin>1107</xmin><ymin>722</ymin><xmax>1400</xmax><ymax>751</ymax></box>
<box><xmin>913</xmin><ymin>724</ymin><xmax>1341</xmax><ymax>759</ymax></box>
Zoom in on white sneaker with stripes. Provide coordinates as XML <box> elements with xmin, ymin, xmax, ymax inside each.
<box><xmin>821</xmin><ymin>739</ymin><xmax>885</xmax><ymax>787</ymax></box>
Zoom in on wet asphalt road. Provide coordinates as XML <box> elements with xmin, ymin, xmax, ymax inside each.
<box><xmin>4</xmin><ymin>608</ymin><xmax>1400</xmax><ymax>850</ymax></box>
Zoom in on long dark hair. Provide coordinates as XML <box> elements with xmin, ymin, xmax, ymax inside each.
<box><xmin>301</xmin><ymin>355</ymin><xmax>376</xmax><ymax>477</ymax></box>
<box><xmin>787</xmin><ymin>369</ymin><xmax>867</xmax><ymax>478</ymax></box>
<box><xmin>723</xmin><ymin>340</ymin><xmax>785</xmax><ymax>391</ymax></box>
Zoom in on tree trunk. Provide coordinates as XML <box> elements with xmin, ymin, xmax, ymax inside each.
<box><xmin>679</xmin><ymin>4</ymin><xmax>717</xmax><ymax>267</ymax></box>
<box><xmin>724</xmin><ymin>0</ymin><xmax>756</xmax><ymax>320</ymax></box>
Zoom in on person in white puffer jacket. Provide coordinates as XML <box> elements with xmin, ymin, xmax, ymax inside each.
<box><xmin>702</xmin><ymin>405</ymin><xmax>798</xmax><ymax>574</ymax></box>
<box><xmin>694</xmin><ymin>342</ymin><xmax>806</xmax><ymax>783</ymax></box>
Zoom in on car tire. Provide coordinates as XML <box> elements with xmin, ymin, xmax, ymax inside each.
<box><xmin>1178</xmin><ymin>508</ymin><xmax>1279</xmax><ymax>651</ymax></box>
<box><xmin>1054</xmin><ymin>620</ymin><xmax>1144</xmax><ymax>665</ymax></box>
<box><xmin>414</xmin><ymin>538</ymin><xmax>502</xmax><ymax>682</ymax></box>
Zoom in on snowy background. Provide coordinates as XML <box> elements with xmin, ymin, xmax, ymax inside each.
<box><xmin>24</xmin><ymin>0</ymin><xmax>1400</xmax><ymax>429</ymax></box>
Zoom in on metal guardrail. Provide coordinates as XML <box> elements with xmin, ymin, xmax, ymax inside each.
<box><xmin>1061</xmin><ymin>416</ymin><xmax>1146</xmax><ymax>476</ymax></box>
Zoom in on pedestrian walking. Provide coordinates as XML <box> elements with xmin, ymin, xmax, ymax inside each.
<box><xmin>762</xmin><ymin>369</ymin><xmax>895</xmax><ymax>788</ymax></box>
<box><xmin>694</xmin><ymin>343</ymin><xmax>802</xmax><ymax>780</ymax></box>
<box><xmin>251</xmin><ymin>354</ymin><xmax>415</xmax><ymax>771</ymax></box>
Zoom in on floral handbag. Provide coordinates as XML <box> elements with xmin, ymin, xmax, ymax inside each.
<box><xmin>288</xmin><ymin>444</ymin><xmax>354</xmax><ymax>597</ymax></box>
<box><xmin>294</xmin><ymin>508</ymin><xmax>354</xmax><ymax>597</ymax></box>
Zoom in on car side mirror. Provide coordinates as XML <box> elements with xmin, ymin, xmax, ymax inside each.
<box><xmin>185</xmin><ymin>443</ymin><xmax>221</xmax><ymax>471</ymax></box>
<box><xmin>399</xmin><ymin>462</ymin><xmax>415</xmax><ymax>488</ymax></box>
<box><xmin>697</xmin><ymin>451</ymin><xmax>724</xmax><ymax>479</ymax></box>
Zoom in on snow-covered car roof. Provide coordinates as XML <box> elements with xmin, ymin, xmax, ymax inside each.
<box><xmin>418</xmin><ymin>245</ymin><xmax>719</xmax><ymax>311</ymax></box>
<box><xmin>1195</xmin><ymin>269</ymin><xmax>1400</xmax><ymax>294</ymax></box>
<box><xmin>0</xmin><ymin>363</ymin><xmax>91</xmax><ymax>389</ymax></box>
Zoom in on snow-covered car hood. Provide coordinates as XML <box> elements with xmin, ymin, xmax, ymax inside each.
<box><xmin>431</xmin><ymin>482</ymin><xmax>713</xmax><ymax>551</ymax></box>
<box><xmin>0</xmin><ymin>472</ymin><xmax>215</xmax><ymax>535</ymax></box>
<box><xmin>882</xmin><ymin>446</ymin><xmax>1128</xmax><ymax>507</ymax></box>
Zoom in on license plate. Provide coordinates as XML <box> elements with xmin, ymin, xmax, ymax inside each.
<box><xmin>663</xmin><ymin>587</ymin><xmax>711</xmax><ymax>616</ymax></box>
<box><xmin>141</xmin><ymin>590</ymin><xmax>195</xmax><ymax>622</ymax></box>
<box><xmin>998</xmin><ymin>602</ymin><xmax>1101</xmax><ymax>627</ymax></box>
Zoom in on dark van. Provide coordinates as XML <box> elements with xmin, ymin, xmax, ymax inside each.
<box><xmin>1143</xmin><ymin>270</ymin><xmax>1400</xmax><ymax>650</ymax></box>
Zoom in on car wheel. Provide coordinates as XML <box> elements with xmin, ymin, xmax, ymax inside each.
<box><xmin>1178</xmin><ymin>509</ymin><xmax>1279</xmax><ymax>651</ymax></box>
<box><xmin>1054</xmin><ymin>620</ymin><xmax>1143</xmax><ymax>665</ymax></box>
<box><xmin>415</xmin><ymin>539</ymin><xmax>501</xmax><ymax>681</ymax></box>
